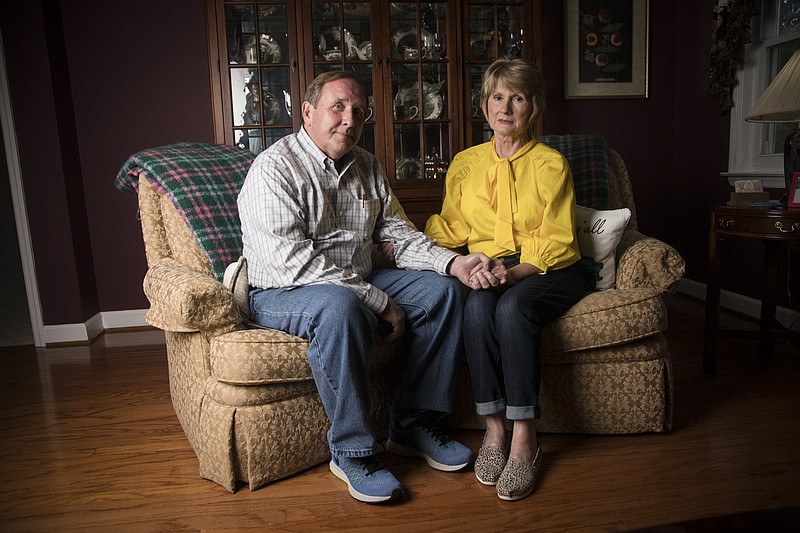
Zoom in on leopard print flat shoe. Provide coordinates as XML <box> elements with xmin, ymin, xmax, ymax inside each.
<box><xmin>474</xmin><ymin>444</ymin><xmax>508</xmax><ymax>486</ymax></box>
<box><xmin>496</xmin><ymin>444</ymin><xmax>542</xmax><ymax>501</ymax></box>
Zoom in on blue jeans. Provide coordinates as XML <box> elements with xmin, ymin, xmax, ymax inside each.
<box><xmin>463</xmin><ymin>259</ymin><xmax>584</xmax><ymax>421</ymax></box>
<box><xmin>249</xmin><ymin>269</ymin><xmax>464</xmax><ymax>458</ymax></box>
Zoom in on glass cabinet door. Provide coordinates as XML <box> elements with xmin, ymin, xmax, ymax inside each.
<box><xmin>465</xmin><ymin>1</ymin><xmax>535</xmax><ymax>146</ymax></box>
<box><xmin>208</xmin><ymin>0</ymin><xmax>540</xmax><ymax>222</ymax></box>
<box><xmin>223</xmin><ymin>1</ymin><xmax>297</xmax><ymax>153</ymax></box>
<box><xmin>386</xmin><ymin>1</ymin><xmax>452</xmax><ymax>185</ymax></box>
<box><xmin>306</xmin><ymin>1</ymin><xmax>378</xmax><ymax>156</ymax></box>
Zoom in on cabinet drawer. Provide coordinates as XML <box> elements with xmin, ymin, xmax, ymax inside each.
<box><xmin>713</xmin><ymin>212</ymin><xmax>800</xmax><ymax>239</ymax></box>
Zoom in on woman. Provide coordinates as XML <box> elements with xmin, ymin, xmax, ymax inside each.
<box><xmin>425</xmin><ymin>59</ymin><xmax>585</xmax><ymax>501</ymax></box>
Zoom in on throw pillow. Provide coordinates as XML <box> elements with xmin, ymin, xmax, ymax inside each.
<box><xmin>575</xmin><ymin>205</ymin><xmax>631</xmax><ymax>290</ymax></box>
<box><xmin>223</xmin><ymin>256</ymin><xmax>251</xmax><ymax>320</ymax></box>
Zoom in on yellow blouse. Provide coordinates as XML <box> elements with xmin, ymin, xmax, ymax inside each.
<box><xmin>424</xmin><ymin>138</ymin><xmax>580</xmax><ymax>273</ymax></box>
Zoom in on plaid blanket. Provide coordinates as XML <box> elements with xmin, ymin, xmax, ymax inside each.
<box><xmin>115</xmin><ymin>142</ymin><xmax>255</xmax><ymax>281</ymax></box>
<box><xmin>539</xmin><ymin>134</ymin><xmax>609</xmax><ymax>209</ymax></box>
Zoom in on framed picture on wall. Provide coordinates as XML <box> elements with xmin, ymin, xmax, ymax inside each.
<box><xmin>789</xmin><ymin>172</ymin><xmax>800</xmax><ymax>208</ymax></box>
<box><xmin>564</xmin><ymin>0</ymin><xmax>650</xmax><ymax>99</ymax></box>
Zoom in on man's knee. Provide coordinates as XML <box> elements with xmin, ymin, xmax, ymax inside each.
<box><xmin>430</xmin><ymin>273</ymin><xmax>463</xmax><ymax>306</ymax></box>
<box><xmin>314</xmin><ymin>286</ymin><xmax>374</xmax><ymax>327</ymax></box>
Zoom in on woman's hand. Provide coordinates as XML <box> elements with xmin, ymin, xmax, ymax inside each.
<box><xmin>505</xmin><ymin>263</ymin><xmax>539</xmax><ymax>286</ymax></box>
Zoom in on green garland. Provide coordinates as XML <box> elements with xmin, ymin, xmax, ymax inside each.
<box><xmin>708</xmin><ymin>0</ymin><xmax>760</xmax><ymax>112</ymax></box>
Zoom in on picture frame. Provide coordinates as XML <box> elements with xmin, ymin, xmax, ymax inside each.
<box><xmin>564</xmin><ymin>0</ymin><xmax>650</xmax><ymax>99</ymax></box>
<box><xmin>789</xmin><ymin>172</ymin><xmax>800</xmax><ymax>208</ymax></box>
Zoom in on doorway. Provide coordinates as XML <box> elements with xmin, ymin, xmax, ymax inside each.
<box><xmin>1</xmin><ymin>30</ymin><xmax>41</xmax><ymax>347</ymax></box>
<box><xmin>0</xmin><ymin>132</ymin><xmax>33</xmax><ymax>347</ymax></box>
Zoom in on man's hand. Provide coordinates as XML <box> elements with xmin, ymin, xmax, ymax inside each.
<box><xmin>377</xmin><ymin>297</ymin><xmax>405</xmax><ymax>342</ymax></box>
<box><xmin>450</xmin><ymin>253</ymin><xmax>507</xmax><ymax>289</ymax></box>
<box><xmin>377</xmin><ymin>241</ymin><xmax>395</xmax><ymax>262</ymax></box>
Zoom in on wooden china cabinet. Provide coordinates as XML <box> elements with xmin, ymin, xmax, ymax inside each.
<box><xmin>206</xmin><ymin>0</ymin><xmax>541</xmax><ymax>226</ymax></box>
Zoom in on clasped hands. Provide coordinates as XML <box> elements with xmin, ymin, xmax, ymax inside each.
<box><xmin>449</xmin><ymin>252</ymin><xmax>507</xmax><ymax>290</ymax></box>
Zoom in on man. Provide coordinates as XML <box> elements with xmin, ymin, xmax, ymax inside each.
<box><xmin>238</xmin><ymin>71</ymin><xmax>503</xmax><ymax>503</ymax></box>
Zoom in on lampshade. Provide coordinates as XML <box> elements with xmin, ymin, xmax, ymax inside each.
<box><xmin>745</xmin><ymin>48</ymin><xmax>800</xmax><ymax>123</ymax></box>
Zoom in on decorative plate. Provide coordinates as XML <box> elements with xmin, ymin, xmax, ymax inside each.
<box><xmin>262</xmin><ymin>92</ymin><xmax>282</xmax><ymax>125</ymax></box>
<box><xmin>315</xmin><ymin>26</ymin><xmax>359</xmax><ymax>61</ymax></box>
<box><xmin>395</xmin><ymin>157</ymin><xmax>421</xmax><ymax>180</ymax></box>
<box><xmin>393</xmin><ymin>81</ymin><xmax>444</xmax><ymax>120</ymax></box>
<box><xmin>392</xmin><ymin>26</ymin><xmax>437</xmax><ymax>59</ymax></box>
<box><xmin>358</xmin><ymin>41</ymin><xmax>373</xmax><ymax>61</ymax></box>
<box><xmin>260</xmin><ymin>34</ymin><xmax>282</xmax><ymax>63</ymax></box>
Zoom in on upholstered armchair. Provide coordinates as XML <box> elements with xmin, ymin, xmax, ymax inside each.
<box><xmin>116</xmin><ymin>136</ymin><xmax>684</xmax><ymax>492</ymax></box>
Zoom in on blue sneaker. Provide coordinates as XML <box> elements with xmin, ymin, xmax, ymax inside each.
<box><xmin>387</xmin><ymin>418</ymin><xmax>473</xmax><ymax>472</ymax></box>
<box><xmin>329</xmin><ymin>454</ymin><xmax>404</xmax><ymax>503</ymax></box>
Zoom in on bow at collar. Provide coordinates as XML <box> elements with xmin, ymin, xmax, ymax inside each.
<box><xmin>486</xmin><ymin>138</ymin><xmax>535</xmax><ymax>250</ymax></box>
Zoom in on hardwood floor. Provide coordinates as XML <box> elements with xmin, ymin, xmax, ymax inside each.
<box><xmin>0</xmin><ymin>294</ymin><xmax>798</xmax><ymax>532</ymax></box>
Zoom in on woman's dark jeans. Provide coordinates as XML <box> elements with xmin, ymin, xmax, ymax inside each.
<box><xmin>463</xmin><ymin>257</ymin><xmax>584</xmax><ymax>420</ymax></box>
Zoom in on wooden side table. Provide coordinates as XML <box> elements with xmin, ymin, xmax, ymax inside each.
<box><xmin>703</xmin><ymin>203</ymin><xmax>800</xmax><ymax>374</ymax></box>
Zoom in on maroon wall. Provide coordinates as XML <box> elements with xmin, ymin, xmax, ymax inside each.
<box><xmin>542</xmin><ymin>1</ymin><xmax>736</xmax><ymax>284</ymax></box>
<box><xmin>1</xmin><ymin>0</ymin><xmax>767</xmax><ymax>326</ymax></box>
<box><xmin>60</xmin><ymin>0</ymin><xmax>214</xmax><ymax>314</ymax></box>
<box><xmin>2</xmin><ymin>0</ymin><xmax>213</xmax><ymax>324</ymax></box>
<box><xmin>2</xmin><ymin>0</ymin><xmax>88</xmax><ymax>325</ymax></box>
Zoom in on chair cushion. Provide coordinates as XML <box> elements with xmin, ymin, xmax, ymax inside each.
<box><xmin>210</xmin><ymin>328</ymin><xmax>313</xmax><ymax>385</ymax></box>
<box><xmin>541</xmin><ymin>288</ymin><xmax>666</xmax><ymax>354</ymax></box>
<box><xmin>205</xmin><ymin>378</ymin><xmax>318</xmax><ymax>406</ymax></box>
<box><xmin>209</xmin><ymin>289</ymin><xmax>666</xmax><ymax>385</ymax></box>
<box><xmin>209</xmin><ymin>327</ymin><xmax>405</xmax><ymax>386</ymax></box>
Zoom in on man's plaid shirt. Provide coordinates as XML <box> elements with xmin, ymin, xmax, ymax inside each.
<box><xmin>238</xmin><ymin>127</ymin><xmax>457</xmax><ymax>314</ymax></box>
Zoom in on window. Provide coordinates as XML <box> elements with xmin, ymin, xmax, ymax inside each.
<box><xmin>726</xmin><ymin>0</ymin><xmax>799</xmax><ymax>188</ymax></box>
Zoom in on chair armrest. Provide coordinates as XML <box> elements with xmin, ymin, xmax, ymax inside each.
<box><xmin>143</xmin><ymin>260</ymin><xmax>241</xmax><ymax>332</ymax></box>
<box><xmin>615</xmin><ymin>230</ymin><xmax>685</xmax><ymax>293</ymax></box>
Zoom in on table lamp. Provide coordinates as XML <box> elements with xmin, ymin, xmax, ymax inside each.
<box><xmin>745</xmin><ymin>48</ymin><xmax>800</xmax><ymax>206</ymax></box>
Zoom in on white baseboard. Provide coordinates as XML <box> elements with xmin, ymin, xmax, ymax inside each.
<box><xmin>100</xmin><ymin>309</ymin><xmax>149</xmax><ymax>330</ymax></box>
<box><xmin>43</xmin><ymin>323</ymin><xmax>95</xmax><ymax>345</ymax></box>
<box><xmin>676</xmin><ymin>279</ymin><xmax>800</xmax><ymax>332</ymax></box>
<box><xmin>43</xmin><ymin>309</ymin><xmax>149</xmax><ymax>345</ymax></box>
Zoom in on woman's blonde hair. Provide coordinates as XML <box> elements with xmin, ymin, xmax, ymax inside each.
<box><xmin>481</xmin><ymin>59</ymin><xmax>545</xmax><ymax>137</ymax></box>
